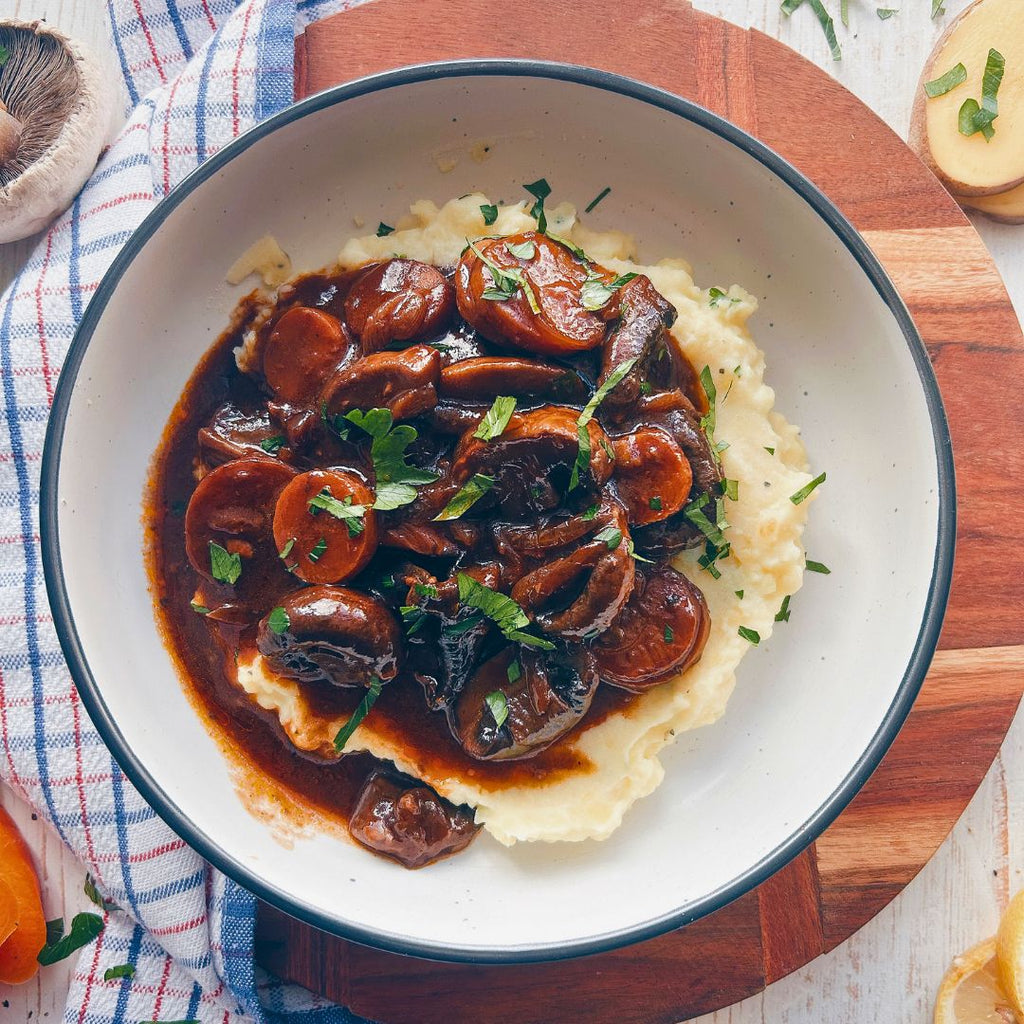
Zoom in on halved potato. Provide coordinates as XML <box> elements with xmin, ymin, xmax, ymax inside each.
<box><xmin>910</xmin><ymin>0</ymin><xmax>1024</xmax><ymax>197</ymax></box>
<box><xmin>957</xmin><ymin>179</ymin><xmax>1024</xmax><ymax>223</ymax></box>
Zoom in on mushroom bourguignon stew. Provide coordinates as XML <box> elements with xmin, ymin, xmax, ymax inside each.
<box><xmin>149</xmin><ymin>228</ymin><xmax>721</xmax><ymax>869</ymax></box>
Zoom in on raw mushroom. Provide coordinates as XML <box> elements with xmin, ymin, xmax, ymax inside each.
<box><xmin>256</xmin><ymin>585</ymin><xmax>402</xmax><ymax>688</ymax></box>
<box><xmin>0</xmin><ymin>21</ymin><xmax>119</xmax><ymax>242</ymax></box>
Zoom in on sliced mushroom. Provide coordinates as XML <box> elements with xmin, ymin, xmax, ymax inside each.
<box><xmin>184</xmin><ymin>458</ymin><xmax>297</xmax><ymax>596</ymax></box>
<box><xmin>455</xmin><ymin>232</ymin><xmax>607</xmax><ymax>355</ymax></box>
<box><xmin>262</xmin><ymin>306</ymin><xmax>355</xmax><ymax>404</ymax></box>
<box><xmin>344</xmin><ymin>259</ymin><xmax>455</xmax><ymax>352</ymax></box>
<box><xmin>598</xmin><ymin>275</ymin><xmax>677</xmax><ymax>414</ymax></box>
<box><xmin>450</xmin><ymin>645</ymin><xmax>599</xmax><ymax>761</ymax></box>
<box><xmin>646</xmin><ymin>333</ymin><xmax>708</xmax><ymax>413</ymax></box>
<box><xmin>439</xmin><ymin>357</ymin><xmax>587</xmax><ymax>403</ymax></box>
<box><xmin>610</xmin><ymin>426</ymin><xmax>692</xmax><ymax>526</ymax></box>
<box><xmin>256</xmin><ymin>584</ymin><xmax>401</xmax><ymax>688</ymax></box>
<box><xmin>595</xmin><ymin>564</ymin><xmax>710</xmax><ymax>691</ymax></box>
<box><xmin>272</xmin><ymin>469</ymin><xmax>378</xmax><ymax>584</ymax></box>
<box><xmin>510</xmin><ymin>502</ymin><xmax>635</xmax><ymax>640</ymax></box>
<box><xmin>348</xmin><ymin>768</ymin><xmax>479</xmax><ymax>869</ymax></box>
<box><xmin>451</xmin><ymin>406</ymin><xmax>613</xmax><ymax>516</ymax></box>
<box><xmin>198</xmin><ymin>402</ymin><xmax>287</xmax><ymax>467</ymax></box>
<box><xmin>320</xmin><ymin>345</ymin><xmax>440</xmax><ymax>423</ymax></box>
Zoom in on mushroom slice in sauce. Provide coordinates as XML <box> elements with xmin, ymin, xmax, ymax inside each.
<box><xmin>184</xmin><ymin>458</ymin><xmax>297</xmax><ymax>594</ymax></box>
<box><xmin>262</xmin><ymin>306</ymin><xmax>356</xmax><ymax>404</ymax></box>
<box><xmin>348</xmin><ymin>768</ymin><xmax>479</xmax><ymax>869</ymax></box>
<box><xmin>595</xmin><ymin>564</ymin><xmax>710</xmax><ymax>691</ymax></box>
<box><xmin>439</xmin><ymin>357</ymin><xmax>588</xmax><ymax>404</ymax></box>
<box><xmin>450</xmin><ymin>646</ymin><xmax>599</xmax><ymax>762</ymax></box>
<box><xmin>451</xmin><ymin>406</ymin><xmax>613</xmax><ymax>516</ymax></box>
<box><xmin>197</xmin><ymin>402</ymin><xmax>286</xmax><ymax>468</ymax></box>
<box><xmin>320</xmin><ymin>345</ymin><xmax>441</xmax><ymax>423</ymax></box>
<box><xmin>256</xmin><ymin>584</ymin><xmax>401</xmax><ymax>688</ymax></box>
<box><xmin>272</xmin><ymin>469</ymin><xmax>378</xmax><ymax>584</ymax></box>
<box><xmin>455</xmin><ymin>231</ymin><xmax>608</xmax><ymax>355</ymax></box>
<box><xmin>610</xmin><ymin>426</ymin><xmax>692</xmax><ymax>526</ymax></box>
<box><xmin>344</xmin><ymin>259</ymin><xmax>455</xmax><ymax>353</ymax></box>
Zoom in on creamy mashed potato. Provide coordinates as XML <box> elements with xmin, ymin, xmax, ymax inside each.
<box><xmin>235</xmin><ymin>195</ymin><xmax>816</xmax><ymax>847</ymax></box>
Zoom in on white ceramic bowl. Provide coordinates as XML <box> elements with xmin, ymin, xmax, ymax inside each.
<box><xmin>41</xmin><ymin>62</ymin><xmax>954</xmax><ymax>963</ymax></box>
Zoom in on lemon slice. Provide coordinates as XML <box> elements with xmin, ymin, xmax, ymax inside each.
<box><xmin>997</xmin><ymin>890</ymin><xmax>1024</xmax><ymax>1019</ymax></box>
<box><xmin>935</xmin><ymin>937</ymin><xmax>1020</xmax><ymax>1023</ymax></box>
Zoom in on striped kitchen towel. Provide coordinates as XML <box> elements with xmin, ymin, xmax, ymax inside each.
<box><xmin>0</xmin><ymin>1</ymin><xmax>374</xmax><ymax>1020</ymax></box>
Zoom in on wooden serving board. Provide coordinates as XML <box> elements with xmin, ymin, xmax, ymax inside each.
<box><xmin>253</xmin><ymin>2</ymin><xmax>1024</xmax><ymax>1021</ymax></box>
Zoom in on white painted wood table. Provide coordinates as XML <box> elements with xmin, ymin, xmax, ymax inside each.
<box><xmin>0</xmin><ymin>1</ymin><xmax>1021</xmax><ymax>1021</ymax></box>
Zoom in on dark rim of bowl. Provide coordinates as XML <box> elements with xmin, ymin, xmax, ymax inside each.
<box><xmin>40</xmin><ymin>58</ymin><xmax>956</xmax><ymax>966</ymax></box>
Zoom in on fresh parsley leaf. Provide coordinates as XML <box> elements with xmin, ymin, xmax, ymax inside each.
<box><xmin>333</xmin><ymin>676</ymin><xmax>384</xmax><ymax>751</ymax></box>
<box><xmin>506</xmin><ymin>240</ymin><xmax>536</xmax><ymax>260</ymax></box>
<box><xmin>307</xmin><ymin>488</ymin><xmax>366</xmax><ymax>537</ymax></box>
<box><xmin>931</xmin><ymin>0</ymin><xmax>944</xmax><ymax>16</ymax></box>
<box><xmin>924</xmin><ymin>63</ymin><xmax>967</xmax><ymax>98</ymax></box>
<box><xmin>507</xmin><ymin>659</ymin><xmax>522</xmax><ymax>684</ymax></box>
<box><xmin>581</xmin><ymin>272</ymin><xmax>638</xmax><ymax>312</ymax></box>
<box><xmin>208</xmin><ymin>541</ymin><xmax>241</xmax><ymax>585</ymax></box>
<box><xmin>400</xmin><ymin>605</ymin><xmax>428</xmax><ymax>637</ymax></box>
<box><xmin>959</xmin><ymin>97</ymin><xmax>985</xmax><ymax>137</ymax></box>
<box><xmin>784</xmin><ymin>0</ymin><xmax>840</xmax><ymax>60</ymax></box>
<box><xmin>582</xmin><ymin>504</ymin><xmax>599</xmax><ymax>521</ymax></box>
<box><xmin>699</xmin><ymin>366</ymin><xmax>717</xmax><ymax>437</ymax></box>
<box><xmin>190</xmin><ymin>601</ymin><xmax>210</xmax><ymax>615</ymax></box>
<box><xmin>708</xmin><ymin>287</ymin><xmax>740</xmax><ymax>308</ymax></box>
<box><xmin>664</xmin><ymin>625</ymin><xmax>674</xmax><ymax>643</ymax></box>
<box><xmin>649</xmin><ymin>496</ymin><xmax>663</xmax><ymax>511</ymax></box>
<box><xmin>104</xmin><ymin>964</ymin><xmax>135</xmax><ymax>981</ymax></box>
<box><xmin>414</xmin><ymin>583</ymin><xmax>438</xmax><ymax>599</ymax></box>
<box><xmin>480</xmin><ymin>203</ymin><xmax>498</xmax><ymax>225</ymax></box>
<box><xmin>84</xmin><ymin>874</ymin><xmax>118</xmax><ymax>912</ymax></box>
<box><xmin>840</xmin><ymin>0</ymin><xmax>849</xmax><ymax>26</ymax></box>
<box><xmin>456</xmin><ymin>574</ymin><xmax>554</xmax><ymax>650</ymax></box>
<box><xmin>376</xmin><ymin>222</ymin><xmax>394</xmax><ymax>236</ymax></box>
<box><xmin>775</xmin><ymin>595</ymin><xmax>792</xmax><ymax>622</ymax></box>
<box><xmin>258</xmin><ymin>435</ymin><xmax>286</xmax><ymax>453</ymax></box>
<box><xmin>546</xmin><ymin>232</ymin><xmax>589</xmax><ymax>260</ymax></box>
<box><xmin>780</xmin><ymin>0</ymin><xmax>805</xmax><ymax>12</ymax></box>
<box><xmin>584</xmin><ymin>186</ymin><xmax>611</xmax><ymax>213</ymax></box>
<box><xmin>308</xmin><ymin>538</ymin><xmax>327</xmax><ymax>562</ymax></box>
<box><xmin>958</xmin><ymin>50</ymin><xmax>1005</xmax><ymax>141</ymax></box>
<box><xmin>594</xmin><ymin>526</ymin><xmax>623</xmax><ymax>551</ymax></box>
<box><xmin>484</xmin><ymin>690</ymin><xmax>509</xmax><ymax>728</ymax></box>
<box><xmin>735</xmin><ymin>589</ymin><xmax>744</xmax><ymax>599</ymax></box>
<box><xmin>523</xmin><ymin>178</ymin><xmax>552</xmax><ymax>233</ymax></box>
<box><xmin>684</xmin><ymin>494</ymin><xmax>728</xmax><ymax>550</ymax></box>
<box><xmin>722</xmin><ymin>478</ymin><xmax>739</xmax><ymax>501</ymax></box>
<box><xmin>789</xmin><ymin>471</ymin><xmax>826</xmax><ymax>505</ymax></box>
<box><xmin>267</xmin><ymin>606</ymin><xmax>290</xmax><ymax>634</ymax></box>
<box><xmin>764</xmin><ymin>446</ymin><xmax>775</xmax><ymax>455</ymax></box>
<box><xmin>37</xmin><ymin>913</ymin><xmax>105</xmax><ymax>966</ymax></box>
<box><xmin>876</xmin><ymin>7</ymin><xmax>898</xmax><ymax>18</ymax></box>
<box><xmin>279</xmin><ymin>538</ymin><xmax>296</xmax><ymax>560</ymax></box>
<box><xmin>806</xmin><ymin>559</ymin><xmax>831</xmax><ymax>574</ymax></box>
<box><xmin>434</xmin><ymin>474</ymin><xmax>495</xmax><ymax>521</ymax></box>
<box><xmin>473</xmin><ymin>396</ymin><xmax>516</xmax><ymax>441</ymax></box>
<box><xmin>467</xmin><ymin>238</ymin><xmax>541</xmax><ymax>313</ymax></box>
<box><xmin>738</xmin><ymin>626</ymin><xmax>761</xmax><ymax>645</ymax></box>
<box><xmin>569</xmin><ymin>357</ymin><xmax>638</xmax><ymax>489</ymax></box>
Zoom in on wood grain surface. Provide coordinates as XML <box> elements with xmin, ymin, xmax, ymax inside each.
<box><xmin>256</xmin><ymin>2</ymin><xmax>1024</xmax><ymax>1022</ymax></box>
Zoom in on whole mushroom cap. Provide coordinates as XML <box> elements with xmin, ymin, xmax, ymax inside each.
<box><xmin>0</xmin><ymin>20</ymin><xmax>120</xmax><ymax>243</ymax></box>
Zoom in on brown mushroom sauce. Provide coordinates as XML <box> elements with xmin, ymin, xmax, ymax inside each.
<box><xmin>147</xmin><ymin>233</ymin><xmax>721</xmax><ymax>870</ymax></box>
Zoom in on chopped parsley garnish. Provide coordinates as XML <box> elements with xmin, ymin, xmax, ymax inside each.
<box><xmin>581</xmin><ymin>272</ymin><xmax>638</xmax><ymax>312</ymax></box>
<box><xmin>789</xmin><ymin>471</ymin><xmax>826</xmax><ymax>505</ymax></box>
<box><xmin>484</xmin><ymin>690</ymin><xmax>509</xmax><ymax>728</ymax></box>
<box><xmin>414</xmin><ymin>582</ymin><xmax>438</xmax><ymax>599</ymax></box>
<box><xmin>400</xmin><ymin>605</ymin><xmax>428</xmax><ymax>637</ymax></box>
<box><xmin>649</xmin><ymin>496</ymin><xmax>663</xmax><ymax>511</ymax></box>
<box><xmin>344</xmin><ymin>407</ymin><xmax>439</xmax><ymax>510</ymax></box>
<box><xmin>806</xmin><ymin>559</ymin><xmax>831</xmax><ymax>574</ymax></box>
<box><xmin>467</xmin><ymin>238</ymin><xmax>541</xmax><ymax>314</ymax></box>
<box><xmin>190</xmin><ymin>601</ymin><xmax>210</xmax><ymax>615</ymax></box>
<box><xmin>569</xmin><ymin>357</ymin><xmax>638</xmax><ymax>489</ymax></box>
<box><xmin>208</xmin><ymin>541</ymin><xmax>241</xmax><ymax>585</ymax></box>
<box><xmin>764</xmin><ymin>446</ymin><xmax>775</xmax><ymax>455</ymax></box>
<box><xmin>259</xmin><ymin>435</ymin><xmax>286</xmax><ymax>453</ymax></box>
<box><xmin>546</xmin><ymin>232</ymin><xmax>589</xmax><ymax>260</ymax></box>
<box><xmin>103</xmin><ymin>964</ymin><xmax>136</xmax><ymax>981</ymax></box>
<box><xmin>664</xmin><ymin>625</ymin><xmax>674</xmax><ymax>643</ymax></box>
<box><xmin>279</xmin><ymin>538</ymin><xmax>296</xmax><ymax>560</ymax></box>
<box><xmin>456</xmin><ymin>573</ymin><xmax>554</xmax><ymax>650</ymax></box>
<box><xmin>507</xmin><ymin>659</ymin><xmax>522</xmax><ymax>684</ymax></box>
<box><xmin>698</xmin><ymin>366</ymin><xmax>719</xmax><ymax>458</ymax></box>
<box><xmin>959</xmin><ymin>49</ymin><xmax>1005</xmax><ymax>141</ymax></box>
<box><xmin>932</xmin><ymin>0</ymin><xmax>944</xmax><ymax>16</ymax></box>
<box><xmin>480</xmin><ymin>203</ymin><xmax>498</xmax><ymax>225</ymax></box>
<box><xmin>625</xmin><ymin>537</ymin><xmax>653</xmax><ymax>564</ymax></box>
<box><xmin>782</xmin><ymin>0</ymin><xmax>841</xmax><ymax>61</ymax></box>
<box><xmin>876</xmin><ymin>7</ymin><xmax>898</xmax><ymax>18</ymax></box>
<box><xmin>582</xmin><ymin>504</ymin><xmax>599</xmax><ymax>521</ymax></box>
<box><xmin>523</xmin><ymin>177</ymin><xmax>552</xmax><ymax>233</ymax></box>
<box><xmin>308</xmin><ymin>538</ymin><xmax>327</xmax><ymax>562</ymax></box>
<box><xmin>639</xmin><ymin>381</ymin><xmax>653</xmax><ymax>396</ymax></box>
<box><xmin>435</xmin><ymin>474</ymin><xmax>495</xmax><ymax>521</ymax></box>
<box><xmin>708</xmin><ymin>287</ymin><xmax>740</xmax><ymax>308</ymax></box>
<box><xmin>506</xmin><ymin>239</ymin><xmax>536</xmax><ymax>260</ymax></box>
<box><xmin>738</xmin><ymin>626</ymin><xmax>761</xmax><ymax>645</ymax></box>
<box><xmin>37</xmin><ymin>913</ymin><xmax>104</xmax><ymax>966</ymax></box>
<box><xmin>584</xmin><ymin>186</ymin><xmax>611</xmax><ymax>213</ymax></box>
<box><xmin>685</xmin><ymin>491</ymin><xmax>732</xmax><ymax>577</ymax></box>
<box><xmin>267</xmin><ymin>606</ymin><xmax>290</xmax><ymax>634</ymax></box>
<box><xmin>376</xmin><ymin>222</ymin><xmax>394</xmax><ymax>236</ymax></box>
<box><xmin>333</xmin><ymin>676</ymin><xmax>384</xmax><ymax>752</ymax></box>
<box><xmin>840</xmin><ymin>0</ymin><xmax>849</xmax><ymax>26</ymax></box>
<box><xmin>924</xmin><ymin>63</ymin><xmax>967</xmax><ymax>98</ymax></box>
<box><xmin>473</xmin><ymin>396</ymin><xmax>517</xmax><ymax>441</ymax></box>
<box><xmin>722</xmin><ymin>478</ymin><xmax>739</xmax><ymax>501</ymax></box>
<box><xmin>735</xmin><ymin>589</ymin><xmax>744</xmax><ymax>599</ymax></box>
<box><xmin>775</xmin><ymin>595</ymin><xmax>792</xmax><ymax>622</ymax></box>
<box><xmin>594</xmin><ymin>526</ymin><xmax>623</xmax><ymax>551</ymax></box>
<box><xmin>307</xmin><ymin>487</ymin><xmax>366</xmax><ymax>536</ymax></box>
